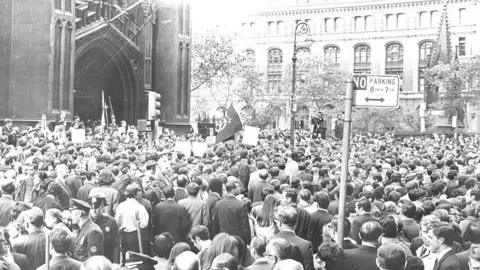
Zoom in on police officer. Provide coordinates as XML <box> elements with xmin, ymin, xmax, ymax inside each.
<box><xmin>69</xmin><ymin>198</ymin><xmax>104</xmax><ymax>262</ymax></box>
<box><xmin>88</xmin><ymin>192</ymin><xmax>120</xmax><ymax>265</ymax></box>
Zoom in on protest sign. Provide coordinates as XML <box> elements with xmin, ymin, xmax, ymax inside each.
<box><xmin>71</xmin><ymin>129</ymin><xmax>85</xmax><ymax>144</ymax></box>
<box><xmin>174</xmin><ymin>141</ymin><xmax>192</xmax><ymax>157</ymax></box>
<box><xmin>192</xmin><ymin>142</ymin><xmax>208</xmax><ymax>157</ymax></box>
<box><xmin>242</xmin><ymin>125</ymin><xmax>260</xmax><ymax>146</ymax></box>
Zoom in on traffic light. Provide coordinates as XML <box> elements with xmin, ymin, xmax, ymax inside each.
<box><xmin>147</xmin><ymin>91</ymin><xmax>162</xmax><ymax>120</ymax></box>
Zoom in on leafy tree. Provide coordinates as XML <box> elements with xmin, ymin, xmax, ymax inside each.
<box><xmin>282</xmin><ymin>56</ymin><xmax>350</xmax><ymax>117</ymax></box>
<box><xmin>191</xmin><ymin>29</ymin><xmax>245</xmax><ymax>92</ymax></box>
<box><xmin>425</xmin><ymin>57</ymin><xmax>480</xmax><ymax>129</ymax></box>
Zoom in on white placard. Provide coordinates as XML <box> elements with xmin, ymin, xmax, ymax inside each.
<box><xmin>353</xmin><ymin>75</ymin><xmax>400</xmax><ymax>108</ymax></box>
<box><xmin>174</xmin><ymin>142</ymin><xmax>192</xmax><ymax>157</ymax></box>
<box><xmin>192</xmin><ymin>142</ymin><xmax>208</xmax><ymax>157</ymax></box>
<box><xmin>242</xmin><ymin>125</ymin><xmax>260</xmax><ymax>146</ymax></box>
<box><xmin>206</xmin><ymin>136</ymin><xmax>216</xmax><ymax>145</ymax></box>
<box><xmin>71</xmin><ymin>129</ymin><xmax>85</xmax><ymax>144</ymax></box>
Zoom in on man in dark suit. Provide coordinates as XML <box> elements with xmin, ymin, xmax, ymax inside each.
<box><xmin>329</xmin><ymin>218</ymin><xmax>359</xmax><ymax>249</ymax></box>
<box><xmin>349</xmin><ymin>198</ymin><xmax>378</xmax><ymax>245</ymax></box>
<box><xmin>457</xmin><ymin>220</ymin><xmax>480</xmax><ymax>270</ymax></box>
<box><xmin>0</xmin><ymin>180</ymin><xmax>16</xmax><ymax>227</ymax></box>
<box><xmin>425</xmin><ymin>222</ymin><xmax>460</xmax><ymax>270</ymax></box>
<box><xmin>65</xmin><ymin>168</ymin><xmax>83</xmax><ymax>199</ymax></box>
<box><xmin>271</xmin><ymin>205</ymin><xmax>314</xmax><ymax>270</ymax></box>
<box><xmin>285</xmin><ymin>190</ymin><xmax>310</xmax><ymax>240</ymax></box>
<box><xmin>153</xmin><ymin>186</ymin><xmax>191</xmax><ymax>242</ymax></box>
<box><xmin>277</xmin><ymin>164</ymin><xmax>290</xmax><ymax>185</ymax></box>
<box><xmin>206</xmin><ymin>178</ymin><xmax>223</xmax><ymax>237</ymax></box>
<box><xmin>12</xmin><ymin>208</ymin><xmax>47</xmax><ymax>270</ymax></box>
<box><xmin>308</xmin><ymin>191</ymin><xmax>333</xmax><ymax>251</ymax></box>
<box><xmin>36</xmin><ymin>226</ymin><xmax>82</xmax><ymax>270</ymax></box>
<box><xmin>33</xmin><ymin>182</ymin><xmax>62</xmax><ymax>214</ymax></box>
<box><xmin>343</xmin><ymin>221</ymin><xmax>382</xmax><ymax>270</ymax></box>
<box><xmin>118</xmin><ymin>164</ymin><xmax>136</xmax><ymax>202</ymax></box>
<box><xmin>400</xmin><ymin>200</ymin><xmax>420</xmax><ymax>242</ymax></box>
<box><xmin>236</xmin><ymin>150</ymin><xmax>251</xmax><ymax>192</ymax></box>
<box><xmin>249</xmin><ymin>169</ymin><xmax>273</xmax><ymax>204</ymax></box>
<box><xmin>213</xmin><ymin>180</ymin><xmax>251</xmax><ymax>245</ymax></box>
<box><xmin>1</xmin><ymin>119</ymin><xmax>15</xmax><ymax>145</ymax></box>
<box><xmin>174</xmin><ymin>175</ymin><xmax>189</xmax><ymax>202</ymax></box>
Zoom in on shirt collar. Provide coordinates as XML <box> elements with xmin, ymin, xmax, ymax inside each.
<box><xmin>436</xmin><ymin>247</ymin><xmax>452</xmax><ymax>261</ymax></box>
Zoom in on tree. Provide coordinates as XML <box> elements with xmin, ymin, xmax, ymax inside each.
<box><xmin>425</xmin><ymin>57</ymin><xmax>480</xmax><ymax>129</ymax></box>
<box><xmin>191</xmin><ymin>29</ymin><xmax>245</xmax><ymax>92</ymax></box>
<box><xmin>234</xmin><ymin>68</ymin><xmax>286</xmax><ymax>129</ymax></box>
<box><xmin>282</xmin><ymin>56</ymin><xmax>350</xmax><ymax>117</ymax></box>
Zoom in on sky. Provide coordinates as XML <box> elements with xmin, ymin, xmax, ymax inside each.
<box><xmin>190</xmin><ymin>0</ymin><xmax>265</xmax><ymax>30</ymax></box>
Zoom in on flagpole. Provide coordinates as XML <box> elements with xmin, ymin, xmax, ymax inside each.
<box><xmin>101</xmin><ymin>91</ymin><xmax>106</xmax><ymax>128</ymax></box>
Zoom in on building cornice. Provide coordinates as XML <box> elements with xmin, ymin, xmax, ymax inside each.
<box><xmin>250</xmin><ymin>0</ymin><xmax>475</xmax><ymax>18</ymax></box>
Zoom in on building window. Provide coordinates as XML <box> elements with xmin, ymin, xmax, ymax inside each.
<box><xmin>353</xmin><ymin>44</ymin><xmax>371</xmax><ymax>74</ymax></box>
<box><xmin>354</xmin><ymin>16</ymin><xmax>364</xmax><ymax>31</ymax></box>
<box><xmin>334</xmin><ymin>18</ymin><xmax>343</xmax><ymax>32</ymax></box>
<box><xmin>296</xmin><ymin>47</ymin><xmax>310</xmax><ymax>59</ymax></box>
<box><xmin>431</xmin><ymin>11</ymin><xmax>440</xmax><ymax>27</ymax></box>
<box><xmin>386</xmin><ymin>14</ymin><xmax>396</xmax><ymax>30</ymax></box>
<box><xmin>267</xmin><ymin>49</ymin><xmax>283</xmax><ymax>93</ymax></box>
<box><xmin>459</xmin><ymin>37</ymin><xmax>466</xmax><ymax>56</ymax></box>
<box><xmin>277</xmin><ymin>21</ymin><xmax>283</xmax><ymax>35</ymax></box>
<box><xmin>385</xmin><ymin>43</ymin><xmax>404</xmax><ymax>90</ymax></box>
<box><xmin>420</xmin><ymin>11</ymin><xmax>430</xmax><ymax>27</ymax></box>
<box><xmin>324</xmin><ymin>46</ymin><xmax>340</xmax><ymax>67</ymax></box>
<box><xmin>144</xmin><ymin>22</ymin><xmax>153</xmax><ymax>89</ymax></box>
<box><xmin>249</xmin><ymin>22</ymin><xmax>256</xmax><ymax>37</ymax></box>
<box><xmin>268</xmin><ymin>21</ymin><xmax>275</xmax><ymax>36</ymax></box>
<box><xmin>418</xmin><ymin>41</ymin><xmax>434</xmax><ymax>92</ymax></box>
<box><xmin>459</xmin><ymin>8</ymin><xmax>466</xmax><ymax>24</ymax></box>
<box><xmin>365</xmin><ymin>16</ymin><xmax>374</xmax><ymax>31</ymax></box>
<box><xmin>325</xmin><ymin>18</ymin><xmax>334</xmax><ymax>33</ymax></box>
<box><xmin>53</xmin><ymin>20</ymin><xmax>63</xmax><ymax>110</ymax></box>
<box><xmin>244</xmin><ymin>50</ymin><xmax>256</xmax><ymax>67</ymax></box>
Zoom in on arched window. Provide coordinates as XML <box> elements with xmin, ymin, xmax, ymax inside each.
<box><xmin>244</xmin><ymin>50</ymin><xmax>255</xmax><ymax>67</ymax></box>
<box><xmin>418</xmin><ymin>41</ymin><xmax>434</xmax><ymax>92</ymax></box>
<box><xmin>385</xmin><ymin>43</ymin><xmax>404</xmax><ymax>90</ymax></box>
<box><xmin>296</xmin><ymin>47</ymin><xmax>310</xmax><ymax>58</ymax></box>
<box><xmin>324</xmin><ymin>46</ymin><xmax>340</xmax><ymax>67</ymax></box>
<box><xmin>267</xmin><ymin>48</ymin><xmax>283</xmax><ymax>93</ymax></box>
<box><xmin>353</xmin><ymin>44</ymin><xmax>371</xmax><ymax>74</ymax></box>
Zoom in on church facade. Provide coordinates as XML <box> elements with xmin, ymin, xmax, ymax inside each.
<box><xmin>0</xmin><ymin>0</ymin><xmax>191</xmax><ymax>132</ymax></box>
<box><xmin>238</xmin><ymin>0</ymin><xmax>480</xmax><ymax>131</ymax></box>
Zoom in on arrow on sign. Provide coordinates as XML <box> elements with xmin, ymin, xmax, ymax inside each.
<box><xmin>365</xmin><ymin>97</ymin><xmax>385</xmax><ymax>102</ymax></box>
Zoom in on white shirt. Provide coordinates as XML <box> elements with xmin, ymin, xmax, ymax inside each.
<box><xmin>115</xmin><ymin>198</ymin><xmax>149</xmax><ymax>232</ymax></box>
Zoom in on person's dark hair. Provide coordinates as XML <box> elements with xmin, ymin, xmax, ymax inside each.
<box><xmin>431</xmin><ymin>181</ymin><xmax>445</xmax><ymax>196</ymax></box>
<box><xmin>232</xmin><ymin>235</ymin><xmax>246</xmax><ymax>263</ymax></box>
<box><xmin>432</xmin><ymin>209</ymin><xmax>450</xmax><ymax>223</ymax></box>
<box><xmin>431</xmin><ymin>222</ymin><xmax>455</xmax><ymax>246</ymax></box>
<box><xmin>186</xmin><ymin>182</ymin><xmax>200</xmax><ymax>197</ymax></box>
<box><xmin>422</xmin><ymin>201</ymin><xmax>435</xmax><ymax>216</ymax></box>
<box><xmin>285</xmin><ymin>190</ymin><xmax>298</xmax><ymax>204</ymax></box>
<box><xmin>331</xmin><ymin>217</ymin><xmax>353</xmax><ymax>236</ymax></box>
<box><xmin>405</xmin><ymin>255</ymin><xmax>424</xmax><ymax>270</ymax></box>
<box><xmin>204</xmin><ymin>233</ymin><xmax>239</xmax><ymax>270</ymax></box>
<box><xmin>464</xmin><ymin>221</ymin><xmax>480</xmax><ymax>244</ymax></box>
<box><xmin>401</xmin><ymin>201</ymin><xmax>416</xmax><ymax>219</ymax></box>
<box><xmin>413</xmin><ymin>206</ymin><xmax>425</xmax><ymax>223</ymax></box>
<box><xmin>291</xmin><ymin>177</ymin><xmax>300</xmax><ymax>189</ymax></box>
<box><xmin>251</xmin><ymin>236</ymin><xmax>268</xmax><ymax>258</ymax></box>
<box><xmin>163</xmin><ymin>186</ymin><xmax>175</xmax><ymax>199</ymax></box>
<box><xmin>299</xmin><ymin>189</ymin><xmax>311</xmax><ymax>203</ymax></box>
<box><xmin>314</xmin><ymin>191</ymin><xmax>330</xmax><ymax>210</ymax></box>
<box><xmin>317</xmin><ymin>241</ymin><xmax>344</xmax><ymax>263</ymax></box>
<box><xmin>356</xmin><ymin>198</ymin><xmax>372</xmax><ymax>212</ymax></box>
<box><xmin>26</xmin><ymin>208</ymin><xmax>44</xmax><ymax>228</ymax></box>
<box><xmin>379</xmin><ymin>216</ymin><xmax>398</xmax><ymax>238</ymax></box>
<box><xmin>268</xmin><ymin>238</ymin><xmax>292</xmax><ymax>260</ymax></box>
<box><xmin>276</xmin><ymin>206</ymin><xmax>297</xmax><ymax>227</ymax></box>
<box><xmin>166</xmin><ymin>242</ymin><xmax>191</xmax><ymax>269</ymax></box>
<box><xmin>359</xmin><ymin>221</ymin><xmax>382</xmax><ymax>242</ymax></box>
<box><xmin>50</xmin><ymin>226</ymin><xmax>72</xmax><ymax>254</ymax></box>
<box><xmin>190</xmin><ymin>225</ymin><xmax>210</xmax><ymax>241</ymax></box>
<box><xmin>209</xmin><ymin>178</ymin><xmax>223</xmax><ymax>194</ymax></box>
<box><xmin>270</xmin><ymin>167</ymin><xmax>280</xmax><ymax>177</ymax></box>
<box><xmin>177</xmin><ymin>175</ymin><xmax>188</xmax><ymax>188</ymax></box>
<box><xmin>377</xmin><ymin>243</ymin><xmax>407</xmax><ymax>270</ymax></box>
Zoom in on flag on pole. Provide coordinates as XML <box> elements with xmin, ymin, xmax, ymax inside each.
<box><xmin>101</xmin><ymin>91</ymin><xmax>106</xmax><ymax>128</ymax></box>
<box><xmin>109</xmin><ymin>96</ymin><xmax>116</xmax><ymax>126</ymax></box>
<box><xmin>215</xmin><ymin>104</ymin><xmax>242</xmax><ymax>144</ymax></box>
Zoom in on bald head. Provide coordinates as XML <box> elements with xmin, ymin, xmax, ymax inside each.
<box><xmin>173</xmin><ymin>251</ymin><xmax>199</xmax><ymax>270</ymax></box>
<box><xmin>273</xmin><ymin>259</ymin><xmax>303</xmax><ymax>270</ymax></box>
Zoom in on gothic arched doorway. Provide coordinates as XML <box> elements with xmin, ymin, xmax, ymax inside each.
<box><xmin>74</xmin><ymin>47</ymin><xmax>127</xmax><ymax>124</ymax></box>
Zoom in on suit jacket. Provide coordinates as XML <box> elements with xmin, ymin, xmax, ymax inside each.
<box><xmin>12</xmin><ymin>252</ymin><xmax>31</xmax><ymax>270</ymax></box>
<box><xmin>271</xmin><ymin>230</ymin><xmax>314</xmax><ymax>270</ymax></box>
<box><xmin>77</xmin><ymin>182</ymin><xmax>96</xmax><ymax>202</ymax></box>
<box><xmin>349</xmin><ymin>213</ymin><xmax>378</xmax><ymax>245</ymax></box>
<box><xmin>12</xmin><ymin>229</ymin><xmax>47</xmax><ymax>270</ymax></box>
<box><xmin>308</xmin><ymin>208</ymin><xmax>333</xmax><ymax>251</ymax></box>
<box><xmin>401</xmin><ymin>218</ymin><xmax>420</xmax><ymax>242</ymax></box>
<box><xmin>246</xmin><ymin>258</ymin><xmax>271</xmax><ymax>270</ymax></box>
<box><xmin>292</xmin><ymin>205</ymin><xmax>311</xmax><ymax>240</ymax></box>
<box><xmin>298</xmin><ymin>172</ymin><xmax>314</xmax><ymax>182</ymax></box>
<box><xmin>73</xmin><ymin>219</ymin><xmax>104</xmax><ymax>262</ymax></box>
<box><xmin>153</xmin><ymin>200</ymin><xmax>191</xmax><ymax>242</ymax></box>
<box><xmin>118</xmin><ymin>174</ymin><xmax>132</xmax><ymax>202</ymax></box>
<box><xmin>248</xmin><ymin>181</ymin><xmax>272</xmax><ymax>204</ymax></box>
<box><xmin>214</xmin><ymin>195</ymin><xmax>251</xmax><ymax>244</ymax></box>
<box><xmin>343</xmin><ymin>245</ymin><xmax>378</xmax><ymax>270</ymax></box>
<box><xmin>174</xmin><ymin>188</ymin><xmax>188</xmax><ymax>202</ymax></box>
<box><xmin>65</xmin><ymin>175</ymin><xmax>82</xmax><ymax>199</ymax></box>
<box><xmin>433</xmin><ymin>249</ymin><xmax>461</xmax><ymax>270</ymax></box>
<box><xmin>55</xmin><ymin>178</ymin><xmax>72</xmax><ymax>210</ymax></box>
<box><xmin>89</xmin><ymin>186</ymin><xmax>120</xmax><ymax>216</ymax></box>
<box><xmin>33</xmin><ymin>195</ymin><xmax>62</xmax><ymax>214</ymax></box>
<box><xmin>342</xmin><ymin>239</ymin><xmax>359</xmax><ymax>249</ymax></box>
<box><xmin>206</xmin><ymin>192</ymin><xmax>222</xmax><ymax>236</ymax></box>
<box><xmin>0</xmin><ymin>195</ymin><xmax>15</xmax><ymax>226</ymax></box>
<box><xmin>457</xmin><ymin>249</ymin><xmax>469</xmax><ymax>270</ymax></box>
<box><xmin>179</xmin><ymin>196</ymin><xmax>209</xmax><ymax>228</ymax></box>
<box><xmin>36</xmin><ymin>254</ymin><xmax>82</xmax><ymax>270</ymax></box>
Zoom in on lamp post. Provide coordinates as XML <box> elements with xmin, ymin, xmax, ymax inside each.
<box><xmin>290</xmin><ymin>22</ymin><xmax>313</xmax><ymax>148</ymax></box>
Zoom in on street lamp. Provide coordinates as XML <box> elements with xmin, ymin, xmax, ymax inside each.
<box><xmin>290</xmin><ymin>22</ymin><xmax>313</xmax><ymax>148</ymax></box>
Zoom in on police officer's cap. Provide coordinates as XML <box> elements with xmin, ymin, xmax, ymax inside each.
<box><xmin>69</xmin><ymin>199</ymin><xmax>91</xmax><ymax>212</ymax></box>
<box><xmin>88</xmin><ymin>192</ymin><xmax>108</xmax><ymax>207</ymax></box>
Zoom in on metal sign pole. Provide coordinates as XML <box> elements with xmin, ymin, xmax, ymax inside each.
<box><xmin>337</xmin><ymin>79</ymin><xmax>353</xmax><ymax>247</ymax></box>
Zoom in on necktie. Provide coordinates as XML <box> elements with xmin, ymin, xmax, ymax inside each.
<box><xmin>433</xmin><ymin>258</ymin><xmax>439</xmax><ymax>270</ymax></box>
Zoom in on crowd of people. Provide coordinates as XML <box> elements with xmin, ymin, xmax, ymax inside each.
<box><xmin>1</xmin><ymin>117</ymin><xmax>480</xmax><ymax>270</ymax></box>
